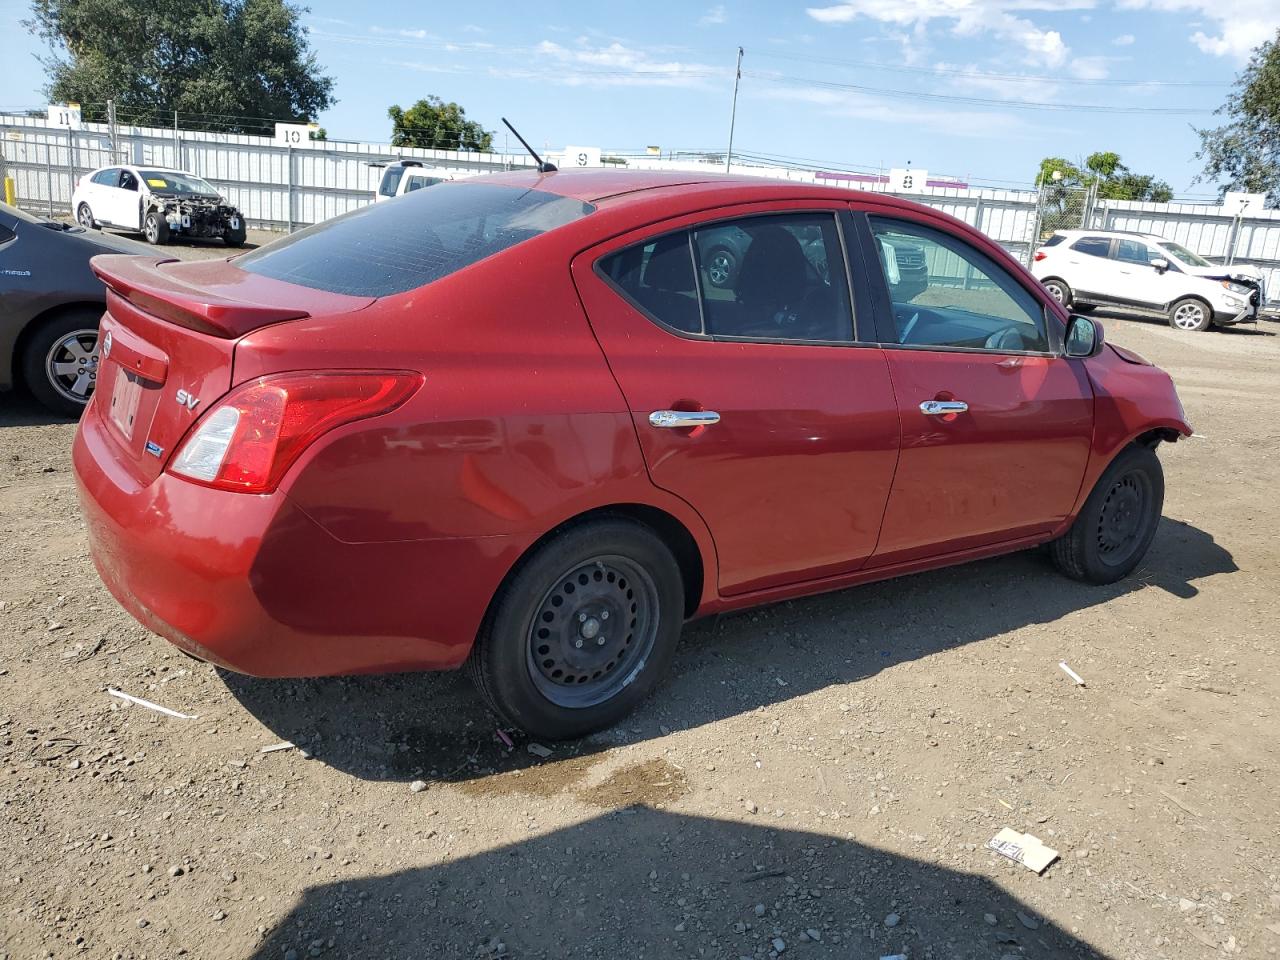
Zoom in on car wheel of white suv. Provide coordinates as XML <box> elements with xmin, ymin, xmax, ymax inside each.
<box><xmin>1169</xmin><ymin>297</ymin><xmax>1212</xmax><ymax>332</ymax></box>
<box><xmin>1042</xmin><ymin>278</ymin><xmax>1071</xmax><ymax>306</ymax></box>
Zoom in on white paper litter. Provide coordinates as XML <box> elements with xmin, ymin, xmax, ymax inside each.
<box><xmin>1059</xmin><ymin>661</ymin><xmax>1086</xmax><ymax>686</ymax></box>
<box><xmin>987</xmin><ymin>827</ymin><xmax>1059</xmax><ymax>874</ymax></box>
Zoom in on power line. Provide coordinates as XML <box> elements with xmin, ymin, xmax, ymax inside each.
<box><xmin>750</xmin><ymin>50</ymin><xmax>1233</xmax><ymax>88</ymax></box>
<box><xmin>742</xmin><ymin>71</ymin><xmax>1217</xmax><ymax>116</ymax></box>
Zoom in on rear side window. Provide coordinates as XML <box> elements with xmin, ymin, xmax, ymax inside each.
<box><xmin>1071</xmin><ymin>236</ymin><xmax>1111</xmax><ymax>258</ymax></box>
<box><xmin>378</xmin><ymin>166</ymin><xmax>407</xmax><ymax>198</ymax></box>
<box><xmin>0</xmin><ymin>223</ymin><xmax>14</xmax><ymax>244</ymax></box>
<box><xmin>92</xmin><ymin>168</ymin><xmax>119</xmax><ymax>186</ymax></box>
<box><xmin>598</xmin><ymin>212</ymin><xmax>854</xmax><ymax>343</ymax></box>
<box><xmin>237</xmin><ymin>184</ymin><xmax>595</xmax><ymax>297</ymax></box>
<box><xmin>1043</xmin><ymin>234</ymin><xmax>1066</xmax><ymax>247</ymax></box>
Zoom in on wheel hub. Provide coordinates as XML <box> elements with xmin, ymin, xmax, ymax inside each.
<box><xmin>527</xmin><ymin>557</ymin><xmax>658</xmax><ymax>709</ymax></box>
<box><xmin>45</xmin><ymin>331</ymin><xmax>100</xmax><ymax>403</ymax></box>
<box><xmin>1097</xmin><ymin>474</ymin><xmax>1146</xmax><ymax>558</ymax></box>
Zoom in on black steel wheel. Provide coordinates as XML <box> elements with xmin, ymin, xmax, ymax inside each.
<box><xmin>1051</xmin><ymin>444</ymin><xmax>1164</xmax><ymax>584</ymax></box>
<box><xmin>468</xmin><ymin>518</ymin><xmax>684</xmax><ymax>739</ymax></box>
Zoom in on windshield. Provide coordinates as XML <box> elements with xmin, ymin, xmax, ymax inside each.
<box><xmin>1158</xmin><ymin>241</ymin><xmax>1212</xmax><ymax>268</ymax></box>
<box><xmin>139</xmin><ymin>170</ymin><xmax>220</xmax><ymax>196</ymax></box>
<box><xmin>237</xmin><ymin>182</ymin><xmax>595</xmax><ymax>297</ymax></box>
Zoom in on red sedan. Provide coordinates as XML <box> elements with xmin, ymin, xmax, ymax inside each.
<box><xmin>73</xmin><ymin>171</ymin><xmax>1190</xmax><ymax>738</ymax></box>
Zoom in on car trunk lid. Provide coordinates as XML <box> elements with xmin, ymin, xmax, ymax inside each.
<box><xmin>89</xmin><ymin>255</ymin><xmax>374</xmax><ymax>483</ymax></box>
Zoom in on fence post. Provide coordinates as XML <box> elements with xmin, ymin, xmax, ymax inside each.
<box><xmin>287</xmin><ymin>144</ymin><xmax>294</xmax><ymax>233</ymax></box>
<box><xmin>1026</xmin><ymin>184</ymin><xmax>1044</xmax><ymax>266</ymax></box>
<box><xmin>45</xmin><ymin>145</ymin><xmax>54</xmax><ymax>217</ymax></box>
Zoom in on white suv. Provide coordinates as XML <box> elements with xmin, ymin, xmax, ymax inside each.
<box><xmin>1032</xmin><ymin>230</ymin><xmax>1262</xmax><ymax>332</ymax></box>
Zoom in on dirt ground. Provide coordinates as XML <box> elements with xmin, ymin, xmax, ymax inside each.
<box><xmin>1</xmin><ymin>280</ymin><xmax>1278</xmax><ymax>959</ymax></box>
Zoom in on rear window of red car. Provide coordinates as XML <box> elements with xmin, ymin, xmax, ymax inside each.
<box><xmin>237</xmin><ymin>183</ymin><xmax>595</xmax><ymax>297</ymax></box>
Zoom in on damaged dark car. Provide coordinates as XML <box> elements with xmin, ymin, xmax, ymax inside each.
<box><xmin>71</xmin><ymin>165</ymin><xmax>247</xmax><ymax>247</ymax></box>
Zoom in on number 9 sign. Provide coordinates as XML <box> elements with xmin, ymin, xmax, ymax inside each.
<box><xmin>562</xmin><ymin>145</ymin><xmax>602</xmax><ymax>168</ymax></box>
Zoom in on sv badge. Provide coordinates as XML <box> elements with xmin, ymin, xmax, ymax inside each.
<box><xmin>176</xmin><ymin>389</ymin><xmax>200</xmax><ymax>411</ymax></box>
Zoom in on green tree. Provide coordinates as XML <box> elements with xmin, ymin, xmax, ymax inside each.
<box><xmin>1035</xmin><ymin>153</ymin><xmax>1173</xmax><ymax>202</ymax></box>
<box><xmin>1196</xmin><ymin>29</ymin><xmax>1280</xmax><ymax>205</ymax></box>
<box><xmin>309</xmin><ymin>126</ymin><xmax>327</xmax><ymax>141</ymax></box>
<box><xmin>387</xmin><ymin>96</ymin><xmax>492</xmax><ymax>151</ymax></box>
<box><xmin>25</xmin><ymin>0</ymin><xmax>334</xmax><ymax>132</ymax></box>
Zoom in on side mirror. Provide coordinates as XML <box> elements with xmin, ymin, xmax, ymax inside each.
<box><xmin>1151</xmin><ymin>257</ymin><xmax>1169</xmax><ymax>273</ymax></box>
<box><xmin>1064</xmin><ymin>314</ymin><xmax>1104</xmax><ymax>359</ymax></box>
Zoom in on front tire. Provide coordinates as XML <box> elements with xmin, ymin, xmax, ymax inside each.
<box><xmin>143</xmin><ymin>211</ymin><xmax>169</xmax><ymax>245</ymax></box>
<box><xmin>468</xmin><ymin>518</ymin><xmax>685</xmax><ymax>740</ymax></box>
<box><xmin>1169</xmin><ymin>297</ymin><xmax>1212</xmax><ymax>332</ymax></box>
<box><xmin>21</xmin><ymin>310</ymin><xmax>102</xmax><ymax>417</ymax></box>
<box><xmin>1042</xmin><ymin>278</ymin><xmax>1071</xmax><ymax>307</ymax></box>
<box><xmin>1051</xmin><ymin>444</ymin><xmax>1164</xmax><ymax>584</ymax></box>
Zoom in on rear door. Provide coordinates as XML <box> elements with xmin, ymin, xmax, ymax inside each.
<box><xmin>856</xmin><ymin>210</ymin><xmax>1093</xmax><ymax>565</ymax></box>
<box><xmin>573</xmin><ymin>203</ymin><xmax>901</xmax><ymax>596</ymax></box>
<box><xmin>1062</xmin><ymin>234</ymin><xmax>1119</xmax><ymax>302</ymax></box>
<box><xmin>101</xmin><ymin>169</ymin><xmax>143</xmax><ymax>228</ymax></box>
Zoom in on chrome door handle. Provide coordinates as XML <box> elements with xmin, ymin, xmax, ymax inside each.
<box><xmin>649</xmin><ymin>410</ymin><xmax>721</xmax><ymax>428</ymax></box>
<box><xmin>919</xmin><ymin>400</ymin><xmax>968</xmax><ymax>416</ymax></box>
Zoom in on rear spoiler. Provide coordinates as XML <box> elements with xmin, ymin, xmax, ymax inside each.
<box><xmin>91</xmin><ymin>255</ymin><xmax>311</xmax><ymax>338</ymax></box>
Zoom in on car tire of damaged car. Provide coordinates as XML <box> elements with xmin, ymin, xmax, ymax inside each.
<box><xmin>1051</xmin><ymin>443</ymin><xmax>1164</xmax><ymax>585</ymax></box>
<box><xmin>467</xmin><ymin>518</ymin><xmax>685</xmax><ymax>740</ymax></box>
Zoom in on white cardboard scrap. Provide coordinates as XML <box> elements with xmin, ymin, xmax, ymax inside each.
<box><xmin>988</xmin><ymin>827</ymin><xmax>1059</xmax><ymax>874</ymax></box>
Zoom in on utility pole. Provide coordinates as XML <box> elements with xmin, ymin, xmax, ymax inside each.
<box><xmin>107</xmin><ymin>99</ymin><xmax>118</xmax><ymax>162</ymax></box>
<box><xmin>725</xmin><ymin>46</ymin><xmax>743</xmax><ymax>174</ymax></box>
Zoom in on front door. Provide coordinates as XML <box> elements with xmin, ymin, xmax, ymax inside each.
<box><xmin>573</xmin><ymin>206</ymin><xmax>901</xmax><ymax>596</ymax></box>
<box><xmin>1113</xmin><ymin>237</ymin><xmax>1185</xmax><ymax>310</ymax></box>
<box><xmin>859</xmin><ymin>212</ymin><xmax>1094</xmax><ymax>566</ymax></box>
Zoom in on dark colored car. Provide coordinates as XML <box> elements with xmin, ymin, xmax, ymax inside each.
<box><xmin>74</xmin><ymin>171</ymin><xmax>1191</xmax><ymax>740</ymax></box>
<box><xmin>0</xmin><ymin>201</ymin><xmax>151</xmax><ymax>415</ymax></box>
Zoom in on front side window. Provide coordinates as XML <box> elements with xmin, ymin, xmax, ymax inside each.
<box><xmin>118</xmin><ymin>170</ymin><xmax>139</xmax><ymax>191</ymax></box>
<box><xmin>869</xmin><ymin>217</ymin><xmax>1050</xmax><ymax>353</ymax></box>
<box><xmin>1116</xmin><ymin>238</ymin><xmax>1157</xmax><ymax>265</ymax></box>
<box><xmin>1071</xmin><ymin>236</ymin><xmax>1111</xmax><ymax>258</ymax></box>
<box><xmin>238</xmin><ymin>182</ymin><xmax>595</xmax><ymax>297</ymax></box>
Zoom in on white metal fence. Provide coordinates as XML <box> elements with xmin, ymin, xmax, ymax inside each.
<box><xmin>2</xmin><ymin>112</ymin><xmax>1276</xmax><ymax>304</ymax></box>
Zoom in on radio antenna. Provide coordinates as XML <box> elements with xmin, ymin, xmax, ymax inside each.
<box><xmin>501</xmin><ymin>117</ymin><xmax>557</xmax><ymax>173</ymax></box>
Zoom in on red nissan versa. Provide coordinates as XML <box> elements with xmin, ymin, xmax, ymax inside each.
<box><xmin>73</xmin><ymin>170</ymin><xmax>1191</xmax><ymax>739</ymax></box>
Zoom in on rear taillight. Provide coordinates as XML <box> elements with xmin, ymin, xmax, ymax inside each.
<box><xmin>168</xmin><ymin>371</ymin><xmax>422</xmax><ymax>493</ymax></box>
<box><xmin>1033</xmin><ymin>251</ymin><xmax>1048</xmax><ymax>262</ymax></box>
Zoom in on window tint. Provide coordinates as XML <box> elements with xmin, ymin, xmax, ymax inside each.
<box><xmin>379</xmin><ymin>166</ymin><xmax>407</xmax><ymax>198</ymax></box>
<box><xmin>869</xmin><ymin>217</ymin><xmax>1049</xmax><ymax>353</ymax></box>
<box><xmin>119</xmin><ymin>170</ymin><xmax>139</xmax><ymax>191</ymax></box>
<box><xmin>1071</xmin><ymin>236</ymin><xmax>1111</xmax><ymax>258</ymax></box>
<box><xmin>0</xmin><ymin>223</ymin><xmax>14</xmax><ymax>244</ymax></box>
<box><xmin>693</xmin><ymin>213</ymin><xmax>852</xmax><ymax>342</ymax></box>
<box><xmin>403</xmin><ymin>175</ymin><xmax>443</xmax><ymax>194</ymax></box>
<box><xmin>92</xmin><ymin>168</ymin><xmax>119</xmax><ymax>186</ymax></box>
<box><xmin>598</xmin><ymin>233</ymin><xmax>701</xmax><ymax>334</ymax></box>
<box><xmin>1115</xmin><ymin>238</ymin><xmax>1156</xmax><ymax>264</ymax></box>
<box><xmin>237</xmin><ymin>183</ymin><xmax>595</xmax><ymax>297</ymax></box>
<box><xmin>1043</xmin><ymin>234</ymin><xmax>1066</xmax><ymax>247</ymax></box>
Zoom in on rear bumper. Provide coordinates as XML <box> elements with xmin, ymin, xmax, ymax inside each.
<box><xmin>73</xmin><ymin>403</ymin><xmax>511</xmax><ymax>677</ymax></box>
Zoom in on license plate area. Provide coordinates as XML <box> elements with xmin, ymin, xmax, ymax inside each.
<box><xmin>109</xmin><ymin>368</ymin><xmax>144</xmax><ymax>441</ymax></box>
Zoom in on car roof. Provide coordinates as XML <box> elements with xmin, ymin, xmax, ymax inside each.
<box><xmin>459</xmin><ymin>167</ymin><xmax>933</xmax><ymax>209</ymax></box>
<box><xmin>1053</xmin><ymin>229</ymin><xmax>1167</xmax><ymax>243</ymax></box>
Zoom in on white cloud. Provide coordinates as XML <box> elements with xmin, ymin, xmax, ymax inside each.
<box><xmin>1112</xmin><ymin>32</ymin><xmax>1136</xmax><ymax>45</ymax></box>
<box><xmin>1068</xmin><ymin>55</ymin><xmax>1113</xmax><ymax>79</ymax></box>
<box><xmin>534</xmin><ymin>40</ymin><xmax>719</xmax><ymax>86</ymax></box>
<box><xmin>761</xmin><ymin>84</ymin><xmax>1030</xmax><ymax>138</ymax></box>
<box><xmin>700</xmin><ymin>4</ymin><xmax>728</xmax><ymax>25</ymax></box>
<box><xmin>1116</xmin><ymin>0</ymin><xmax>1279</xmax><ymax>61</ymax></box>
<box><xmin>805</xmin><ymin>0</ymin><xmax>1096</xmax><ymax>68</ymax></box>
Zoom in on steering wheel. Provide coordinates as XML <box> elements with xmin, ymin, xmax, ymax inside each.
<box><xmin>985</xmin><ymin>326</ymin><xmax>1026</xmax><ymax>351</ymax></box>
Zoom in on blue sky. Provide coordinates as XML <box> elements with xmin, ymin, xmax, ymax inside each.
<box><xmin>2</xmin><ymin>0</ymin><xmax>1276</xmax><ymax>195</ymax></box>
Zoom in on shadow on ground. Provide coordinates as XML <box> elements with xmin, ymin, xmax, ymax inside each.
<box><xmin>248</xmin><ymin>806</ymin><xmax>1101</xmax><ymax>960</ymax></box>
<box><xmin>222</xmin><ymin>517</ymin><xmax>1235</xmax><ymax>786</ymax></box>
<box><xmin>1092</xmin><ymin>309</ymin><xmax>1276</xmax><ymax>336</ymax></box>
<box><xmin>0</xmin><ymin>392</ymin><xmax>80</xmax><ymax>427</ymax></box>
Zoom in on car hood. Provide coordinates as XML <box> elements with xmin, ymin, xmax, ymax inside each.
<box><xmin>1180</xmin><ymin>262</ymin><xmax>1263</xmax><ymax>282</ymax></box>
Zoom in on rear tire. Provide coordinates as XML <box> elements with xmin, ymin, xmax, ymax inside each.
<box><xmin>1169</xmin><ymin>297</ymin><xmax>1212</xmax><ymax>332</ymax></box>
<box><xmin>1042</xmin><ymin>278</ymin><xmax>1071</xmax><ymax>307</ymax></box>
<box><xmin>468</xmin><ymin>518</ymin><xmax>684</xmax><ymax>740</ymax></box>
<box><xmin>143</xmin><ymin>211</ymin><xmax>169</xmax><ymax>245</ymax></box>
<box><xmin>21</xmin><ymin>310</ymin><xmax>102</xmax><ymax>417</ymax></box>
<box><xmin>76</xmin><ymin>203</ymin><xmax>96</xmax><ymax>230</ymax></box>
<box><xmin>1051</xmin><ymin>444</ymin><xmax>1164</xmax><ymax>584</ymax></box>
